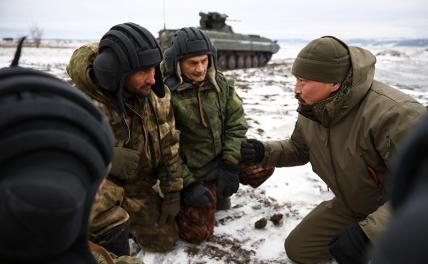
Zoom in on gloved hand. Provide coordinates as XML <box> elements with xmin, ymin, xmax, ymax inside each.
<box><xmin>159</xmin><ymin>191</ymin><xmax>180</xmax><ymax>225</ymax></box>
<box><xmin>239</xmin><ymin>163</ymin><xmax>275</xmax><ymax>188</ymax></box>
<box><xmin>217</xmin><ymin>161</ymin><xmax>240</xmax><ymax>198</ymax></box>
<box><xmin>182</xmin><ymin>182</ymin><xmax>214</xmax><ymax>208</ymax></box>
<box><xmin>109</xmin><ymin>147</ymin><xmax>140</xmax><ymax>180</ymax></box>
<box><xmin>329</xmin><ymin>223</ymin><xmax>371</xmax><ymax>264</ymax></box>
<box><xmin>240</xmin><ymin>139</ymin><xmax>265</xmax><ymax>164</ymax></box>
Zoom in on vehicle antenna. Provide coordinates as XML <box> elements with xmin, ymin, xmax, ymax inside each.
<box><xmin>163</xmin><ymin>0</ymin><xmax>166</xmax><ymax>30</ymax></box>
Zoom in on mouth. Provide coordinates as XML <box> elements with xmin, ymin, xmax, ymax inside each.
<box><xmin>295</xmin><ymin>94</ymin><xmax>306</xmax><ymax>105</ymax></box>
<box><xmin>138</xmin><ymin>85</ymin><xmax>152</xmax><ymax>95</ymax></box>
<box><xmin>193</xmin><ymin>74</ymin><xmax>205</xmax><ymax>79</ymax></box>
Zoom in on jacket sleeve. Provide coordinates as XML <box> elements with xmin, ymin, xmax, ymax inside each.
<box><xmin>179</xmin><ymin>157</ymin><xmax>199</xmax><ymax>188</ymax></box>
<box><xmin>359</xmin><ymin>202</ymin><xmax>390</xmax><ymax>241</ymax></box>
<box><xmin>221</xmin><ymin>78</ymin><xmax>248</xmax><ymax>166</ymax></box>
<box><xmin>157</xmin><ymin>89</ymin><xmax>184</xmax><ymax>193</ymax></box>
<box><xmin>261</xmin><ymin>117</ymin><xmax>310</xmax><ymax>168</ymax></box>
<box><xmin>360</xmin><ymin>100</ymin><xmax>425</xmax><ymax>240</ymax></box>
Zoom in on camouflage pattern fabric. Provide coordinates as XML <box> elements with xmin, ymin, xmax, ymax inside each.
<box><xmin>177</xmin><ymin>181</ymin><xmax>217</xmax><ymax>243</ymax></box>
<box><xmin>168</xmin><ymin>71</ymin><xmax>247</xmax><ymax>187</ymax></box>
<box><xmin>67</xmin><ymin>43</ymin><xmax>183</xmax><ymax>252</ymax></box>
<box><xmin>90</xmin><ymin>180</ymin><xmax>129</xmax><ymax>236</ymax></box>
<box><xmin>239</xmin><ymin>164</ymin><xmax>275</xmax><ymax>188</ymax></box>
<box><xmin>90</xmin><ymin>241</ymin><xmax>144</xmax><ymax>264</ymax></box>
<box><xmin>123</xmin><ymin>182</ymin><xmax>179</xmax><ymax>252</ymax></box>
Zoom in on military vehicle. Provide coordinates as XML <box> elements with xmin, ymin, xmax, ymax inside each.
<box><xmin>158</xmin><ymin>12</ymin><xmax>280</xmax><ymax>70</ymax></box>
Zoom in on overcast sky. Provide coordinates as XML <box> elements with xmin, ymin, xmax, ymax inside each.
<box><xmin>1</xmin><ymin>0</ymin><xmax>428</xmax><ymax>40</ymax></box>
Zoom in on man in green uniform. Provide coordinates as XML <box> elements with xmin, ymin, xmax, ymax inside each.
<box><xmin>241</xmin><ymin>36</ymin><xmax>426</xmax><ymax>263</ymax></box>
<box><xmin>67</xmin><ymin>23</ymin><xmax>183</xmax><ymax>253</ymax></box>
<box><xmin>162</xmin><ymin>27</ymin><xmax>247</xmax><ymax>243</ymax></box>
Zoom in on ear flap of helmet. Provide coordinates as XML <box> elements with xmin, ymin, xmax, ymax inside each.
<box><xmin>152</xmin><ymin>66</ymin><xmax>165</xmax><ymax>98</ymax></box>
<box><xmin>93</xmin><ymin>49</ymin><xmax>121</xmax><ymax>93</ymax></box>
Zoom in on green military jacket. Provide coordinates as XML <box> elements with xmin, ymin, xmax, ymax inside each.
<box><xmin>261</xmin><ymin>45</ymin><xmax>426</xmax><ymax>240</ymax></box>
<box><xmin>67</xmin><ymin>43</ymin><xmax>183</xmax><ymax>195</ymax></box>
<box><xmin>164</xmin><ymin>65</ymin><xmax>247</xmax><ymax>187</ymax></box>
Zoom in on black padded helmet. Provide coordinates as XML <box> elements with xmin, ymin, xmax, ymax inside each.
<box><xmin>163</xmin><ymin>27</ymin><xmax>217</xmax><ymax>90</ymax></box>
<box><xmin>93</xmin><ymin>22</ymin><xmax>164</xmax><ymax>118</ymax></box>
<box><xmin>0</xmin><ymin>41</ymin><xmax>114</xmax><ymax>263</ymax></box>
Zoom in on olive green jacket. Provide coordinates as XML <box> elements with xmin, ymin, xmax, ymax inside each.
<box><xmin>67</xmin><ymin>43</ymin><xmax>183</xmax><ymax>195</ymax></box>
<box><xmin>261</xmin><ymin>45</ymin><xmax>426</xmax><ymax>240</ymax></box>
<box><xmin>163</xmin><ymin>64</ymin><xmax>247</xmax><ymax>187</ymax></box>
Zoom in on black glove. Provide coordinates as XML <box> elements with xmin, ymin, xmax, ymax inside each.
<box><xmin>159</xmin><ymin>191</ymin><xmax>180</xmax><ymax>225</ymax></box>
<box><xmin>182</xmin><ymin>182</ymin><xmax>214</xmax><ymax>208</ymax></box>
<box><xmin>110</xmin><ymin>147</ymin><xmax>140</xmax><ymax>180</ymax></box>
<box><xmin>240</xmin><ymin>139</ymin><xmax>265</xmax><ymax>164</ymax></box>
<box><xmin>217</xmin><ymin>161</ymin><xmax>240</xmax><ymax>198</ymax></box>
<box><xmin>329</xmin><ymin>223</ymin><xmax>370</xmax><ymax>264</ymax></box>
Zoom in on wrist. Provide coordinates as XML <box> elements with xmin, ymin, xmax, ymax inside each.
<box><xmin>220</xmin><ymin>160</ymin><xmax>240</xmax><ymax>173</ymax></box>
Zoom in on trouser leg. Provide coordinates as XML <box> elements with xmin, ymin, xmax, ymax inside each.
<box><xmin>123</xmin><ymin>183</ymin><xmax>178</xmax><ymax>252</ymax></box>
<box><xmin>216</xmin><ymin>196</ymin><xmax>231</xmax><ymax>211</ymax></box>
<box><xmin>89</xmin><ymin>180</ymin><xmax>130</xmax><ymax>256</ymax></box>
<box><xmin>284</xmin><ymin>197</ymin><xmax>357</xmax><ymax>264</ymax></box>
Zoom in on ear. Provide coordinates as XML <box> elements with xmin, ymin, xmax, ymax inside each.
<box><xmin>96</xmin><ymin>178</ymin><xmax>107</xmax><ymax>198</ymax></box>
<box><xmin>331</xmin><ymin>83</ymin><xmax>341</xmax><ymax>92</ymax></box>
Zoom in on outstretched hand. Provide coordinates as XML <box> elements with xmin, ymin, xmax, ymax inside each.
<box><xmin>240</xmin><ymin>139</ymin><xmax>265</xmax><ymax>164</ymax></box>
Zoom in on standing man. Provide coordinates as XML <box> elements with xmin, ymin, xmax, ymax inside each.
<box><xmin>240</xmin><ymin>36</ymin><xmax>426</xmax><ymax>263</ymax></box>
<box><xmin>162</xmin><ymin>27</ymin><xmax>247</xmax><ymax>243</ymax></box>
<box><xmin>67</xmin><ymin>23</ymin><xmax>183</xmax><ymax>253</ymax></box>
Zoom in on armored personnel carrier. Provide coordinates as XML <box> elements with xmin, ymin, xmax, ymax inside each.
<box><xmin>158</xmin><ymin>12</ymin><xmax>280</xmax><ymax>70</ymax></box>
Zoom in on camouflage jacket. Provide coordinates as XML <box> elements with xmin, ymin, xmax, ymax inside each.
<box><xmin>165</xmin><ymin>68</ymin><xmax>247</xmax><ymax>187</ymax></box>
<box><xmin>90</xmin><ymin>241</ymin><xmax>144</xmax><ymax>264</ymax></box>
<box><xmin>67</xmin><ymin>43</ymin><xmax>183</xmax><ymax>194</ymax></box>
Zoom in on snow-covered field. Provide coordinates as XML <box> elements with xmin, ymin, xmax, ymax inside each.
<box><xmin>1</xmin><ymin>40</ymin><xmax>427</xmax><ymax>263</ymax></box>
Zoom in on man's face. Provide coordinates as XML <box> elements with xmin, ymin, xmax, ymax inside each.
<box><xmin>179</xmin><ymin>54</ymin><xmax>209</xmax><ymax>83</ymax></box>
<box><xmin>123</xmin><ymin>67</ymin><xmax>156</xmax><ymax>96</ymax></box>
<box><xmin>294</xmin><ymin>77</ymin><xmax>341</xmax><ymax>105</ymax></box>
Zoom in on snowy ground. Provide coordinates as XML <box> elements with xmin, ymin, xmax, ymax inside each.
<box><xmin>1</xmin><ymin>40</ymin><xmax>427</xmax><ymax>263</ymax></box>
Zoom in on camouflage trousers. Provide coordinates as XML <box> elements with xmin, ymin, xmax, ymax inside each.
<box><xmin>90</xmin><ymin>180</ymin><xmax>178</xmax><ymax>252</ymax></box>
<box><xmin>177</xmin><ymin>181</ymin><xmax>217</xmax><ymax>243</ymax></box>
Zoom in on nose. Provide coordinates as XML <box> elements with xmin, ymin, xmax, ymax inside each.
<box><xmin>145</xmin><ymin>68</ymin><xmax>156</xmax><ymax>85</ymax></box>
<box><xmin>294</xmin><ymin>81</ymin><xmax>301</xmax><ymax>94</ymax></box>
<box><xmin>195</xmin><ymin>62</ymin><xmax>204</xmax><ymax>73</ymax></box>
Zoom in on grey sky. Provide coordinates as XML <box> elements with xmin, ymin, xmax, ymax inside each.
<box><xmin>1</xmin><ymin>0</ymin><xmax>428</xmax><ymax>40</ymax></box>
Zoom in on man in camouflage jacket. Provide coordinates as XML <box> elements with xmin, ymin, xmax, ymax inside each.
<box><xmin>241</xmin><ymin>36</ymin><xmax>426</xmax><ymax>263</ymax></box>
<box><xmin>67</xmin><ymin>23</ymin><xmax>183</xmax><ymax>254</ymax></box>
<box><xmin>162</xmin><ymin>27</ymin><xmax>247</xmax><ymax>243</ymax></box>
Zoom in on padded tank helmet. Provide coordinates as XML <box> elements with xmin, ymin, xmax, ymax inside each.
<box><xmin>93</xmin><ymin>22</ymin><xmax>164</xmax><ymax>118</ymax></box>
<box><xmin>0</xmin><ymin>38</ymin><xmax>115</xmax><ymax>263</ymax></box>
<box><xmin>163</xmin><ymin>27</ymin><xmax>217</xmax><ymax>90</ymax></box>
